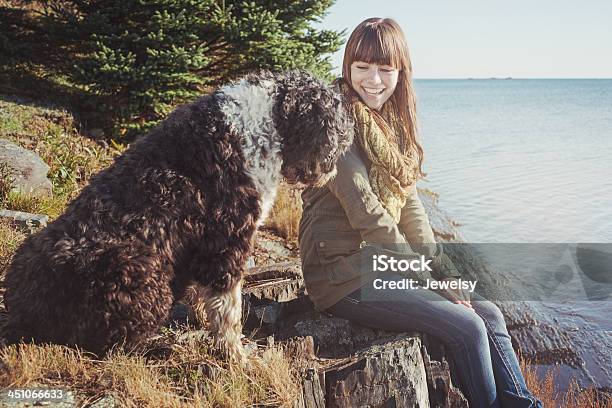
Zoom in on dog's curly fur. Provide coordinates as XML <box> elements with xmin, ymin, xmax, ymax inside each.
<box><xmin>3</xmin><ymin>71</ymin><xmax>353</xmax><ymax>358</ymax></box>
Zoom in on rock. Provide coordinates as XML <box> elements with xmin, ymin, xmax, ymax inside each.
<box><xmin>289</xmin><ymin>314</ymin><xmax>466</xmax><ymax>407</ymax></box>
<box><xmin>422</xmin><ymin>335</ymin><xmax>469</xmax><ymax>407</ymax></box>
<box><xmin>244</xmin><ymin>261</ymin><xmax>304</xmax><ymax>302</ymax></box>
<box><xmin>283</xmin><ymin>333</ymin><xmax>435</xmax><ymax>408</ymax></box>
<box><xmin>418</xmin><ymin>189</ymin><xmax>463</xmax><ymax>242</ymax></box>
<box><xmin>88</xmin><ymin>395</ymin><xmax>120</xmax><ymax>408</ymax></box>
<box><xmin>283</xmin><ymin>338</ymin><xmax>325</xmax><ymax>408</ymax></box>
<box><xmin>89</xmin><ymin>128</ymin><xmax>105</xmax><ymax>139</ymax></box>
<box><xmin>0</xmin><ymin>139</ymin><xmax>53</xmax><ymax>198</ymax></box>
<box><xmin>167</xmin><ymin>302</ymin><xmax>196</xmax><ymax>328</ymax></box>
<box><xmin>0</xmin><ymin>209</ymin><xmax>48</xmax><ymax>233</ymax></box>
<box><xmin>245</xmin><ymin>256</ymin><xmax>256</xmax><ymax>268</ymax></box>
<box><xmin>242</xmin><ymin>261</ymin><xmax>315</xmax><ymax>335</ymax></box>
<box><xmin>508</xmin><ymin>324</ymin><xmax>582</xmax><ymax>366</ymax></box>
<box><xmin>257</xmin><ymin>239</ymin><xmax>293</xmax><ymax>258</ymax></box>
<box><xmin>294</xmin><ymin>316</ymin><xmax>388</xmax><ymax>358</ymax></box>
<box><xmin>295</xmin><ymin>367</ymin><xmax>326</xmax><ymax>408</ymax></box>
<box><xmin>323</xmin><ymin>334</ymin><xmax>430</xmax><ymax>408</ymax></box>
<box><xmin>252</xmin><ymin>230</ymin><xmax>299</xmax><ymax>265</ymax></box>
<box><xmin>283</xmin><ymin>336</ymin><xmax>317</xmax><ymax>362</ymax></box>
<box><xmin>252</xmin><ymin>303</ymin><xmax>283</xmax><ymax>325</ymax></box>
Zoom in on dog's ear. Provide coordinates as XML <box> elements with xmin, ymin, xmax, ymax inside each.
<box><xmin>274</xmin><ymin>72</ymin><xmax>327</xmax><ymax>141</ymax></box>
<box><xmin>274</xmin><ymin>71</ymin><xmax>353</xmax><ymax>182</ymax></box>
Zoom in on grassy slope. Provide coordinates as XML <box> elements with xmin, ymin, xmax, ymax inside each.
<box><xmin>0</xmin><ymin>95</ymin><xmax>122</xmax><ymax>217</ymax></box>
<box><xmin>0</xmin><ymin>97</ymin><xmax>301</xmax><ymax>407</ymax></box>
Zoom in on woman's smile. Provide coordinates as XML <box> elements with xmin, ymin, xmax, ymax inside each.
<box><xmin>363</xmin><ymin>87</ymin><xmax>385</xmax><ymax>95</ymax></box>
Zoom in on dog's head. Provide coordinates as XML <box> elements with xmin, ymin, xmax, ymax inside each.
<box><xmin>273</xmin><ymin>71</ymin><xmax>354</xmax><ymax>187</ymax></box>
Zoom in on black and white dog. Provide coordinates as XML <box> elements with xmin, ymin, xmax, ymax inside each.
<box><xmin>4</xmin><ymin>71</ymin><xmax>353</xmax><ymax>361</ymax></box>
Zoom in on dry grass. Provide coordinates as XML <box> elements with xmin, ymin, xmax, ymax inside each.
<box><xmin>0</xmin><ymin>327</ymin><xmax>302</xmax><ymax>407</ymax></box>
<box><xmin>0</xmin><ymin>344</ymin><xmax>187</xmax><ymax>407</ymax></box>
<box><xmin>520</xmin><ymin>356</ymin><xmax>609</xmax><ymax>408</ymax></box>
<box><xmin>265</xmin><ymin>183</ymin><xmax>303</xmax><ymax>242</ymax></box>
<box><xmin>0</xmin><ymin>162</ymin><xmax>13</xmax><ymax>207</ymax></box>
<box><xmin>201</xmin><ymin>346</ymin><xmax>301</xmax><ymax>407</ymax></box>
<box><xmin>0</xmin><ymin>219</ymin><xmax>26</xmax><ymax>277</ymax></box>
<box><xmin>2</xmin><ymin>191</ymin><xmax>68</xmax><ymax>219</ymax></box>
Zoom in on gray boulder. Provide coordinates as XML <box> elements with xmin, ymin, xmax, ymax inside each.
<box><xmin>0</xmin><ymin>139</ymin><xmax>53</xmax><ymax>199</ymax></box>
<box><xmin>0</xmin><ymin>209</ymin><xmax>48</xmax><ymax>233</ymax></box>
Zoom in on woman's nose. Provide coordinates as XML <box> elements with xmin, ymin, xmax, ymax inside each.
<box><xmin>367</xmin><ymin>67</ymin><xmax>382</xmax><ymax>83</ymax></box>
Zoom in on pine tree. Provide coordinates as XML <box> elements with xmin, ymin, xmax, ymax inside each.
<box><xmin>37</xmin><ymin>0</ymin><xmax>344</xmax><ymax>137</ymax></box>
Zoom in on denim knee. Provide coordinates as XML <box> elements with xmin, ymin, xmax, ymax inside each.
<box><xmin>475</xmin><ymin>301</ymin><xmax>509</xmax><ymax>335</ymax></box>
<box><xmin>450</xmin><ymin>310</ymin><xmax>490</xmax><ymax>352</ymax></box>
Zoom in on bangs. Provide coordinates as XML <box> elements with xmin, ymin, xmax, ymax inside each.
<box><xmin>351</xmin><ymin>25</ymin><xmax>405</xmax><ymax>68</ymax></box>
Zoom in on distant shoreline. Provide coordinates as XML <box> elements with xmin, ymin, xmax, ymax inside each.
<box><xmin>413</xmin><ymin>77</ymin><xmax>612</xmax><ymax>80</ymax></box>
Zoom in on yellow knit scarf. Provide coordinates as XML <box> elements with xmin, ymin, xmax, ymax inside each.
<box><xmin>340</xmin><ymin>81</ymin><xmax>420</xmax><ymax>222</ymax></box>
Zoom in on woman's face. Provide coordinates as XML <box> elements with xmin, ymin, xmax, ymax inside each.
<box><xmin>350</xmin><ymin>61</ymin><xmax>399</xmax><ymax>110</ymax></box>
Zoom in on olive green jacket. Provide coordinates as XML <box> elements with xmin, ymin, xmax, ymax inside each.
<box><xmin>298</xmin><ymin>142</ymin><xmax>438</xmax><ymax>311</ymax></box>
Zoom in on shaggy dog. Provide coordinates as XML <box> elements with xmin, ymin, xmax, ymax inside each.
<box><xmin>3</xmin><ymin>70</ymin><xmax>353</xmax><ymax>360</ymax></box>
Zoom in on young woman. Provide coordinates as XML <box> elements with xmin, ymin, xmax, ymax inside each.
<box><xmin>298</xmin><ymin>18</ymin><xmax>542</xmax><ymax>408</ymax></box>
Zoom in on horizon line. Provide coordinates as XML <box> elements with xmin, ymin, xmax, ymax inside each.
<box><xmin>412</xmin><ymin>77</ymin><xmax>612</xmax><ymax>80</ymax></box>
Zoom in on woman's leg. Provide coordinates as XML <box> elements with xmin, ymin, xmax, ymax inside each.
<box><xmin>326</xmin><ymin>274</ymin><xmax>501</xmax><ymax>408</ymax></box>
<box><xmin>471</xmin><ymin>295</ymin><xmax>543</xmax><ymax>408</ymax></box>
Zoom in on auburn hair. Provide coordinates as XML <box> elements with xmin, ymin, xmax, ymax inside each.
<box><xmin>342</xmin><ymin>17</ymin><xmax>425</xmax><ymax>177</ymax></box>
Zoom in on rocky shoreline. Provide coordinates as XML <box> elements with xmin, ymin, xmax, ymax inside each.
<box><xmin>234</xmin><ymin>189</ymin><xmax>612</xmax><ymax>406</ymax></box>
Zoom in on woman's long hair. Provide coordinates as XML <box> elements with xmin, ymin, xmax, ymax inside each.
<box><xmin>342</xmin><ymin>17</ymin><xmax>425</xmax><ymax>177</ymax></box>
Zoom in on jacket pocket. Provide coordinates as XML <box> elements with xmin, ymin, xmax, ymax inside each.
<box><xmin>314</xmin><ymin>232</ymin><xmax>362</xmax><ymax>266</ymax></box>
<box><xmin>315</xmin><ymin>234</ymin><xmax>375</xmax><ymax>285</ymax></box>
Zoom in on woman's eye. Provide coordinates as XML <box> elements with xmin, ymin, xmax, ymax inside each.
<box><xmin>357</xmin><ymin>65</ymin><xmax>369</xmax><ymax>70</ymax></box>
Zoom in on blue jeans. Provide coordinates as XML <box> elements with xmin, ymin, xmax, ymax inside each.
<box><xmin>325</xmin><ymin>274</ymin><xmax>543</xmax><ymax>408</ymax></box>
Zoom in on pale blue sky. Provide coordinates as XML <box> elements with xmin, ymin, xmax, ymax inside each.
<box><xmin>317</xmin><ymin>0</ymin><xmax>612</xmax><ymax>78</ymax></box>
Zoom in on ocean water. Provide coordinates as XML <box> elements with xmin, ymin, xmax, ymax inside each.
<box><xmin>414</xmin><ymin>79</ymin><xmax>612</xmax><ymax>390</ymax></box>
<box><xmin>416</xmin><ymin>79</ymin><xmax>612</xmax><ymax>243</ymax></box>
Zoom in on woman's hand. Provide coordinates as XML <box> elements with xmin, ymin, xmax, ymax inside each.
<box><xmin>427</xmin><ymin>252</ymin><xmax>472</xmax><ymax>310</ymax></box>
<box><xmin>432</xmin><ymin>278</ymin><xmax>473</xmax><ymax>310</ymax></box>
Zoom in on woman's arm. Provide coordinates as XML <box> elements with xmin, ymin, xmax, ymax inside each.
<box><xmin>397</xmin><ymin>185</ymin><xmax>438</xmax><ymax>257</ymax></box>
<box><xmin>398</xmin><ymin>185</ymin><xmax>472</xmax><ymax>307</ymax></box>
<box><xmin>326</xmin><ymin>144</ymin><xmax>409</xmax><ymax>246</ymax></box>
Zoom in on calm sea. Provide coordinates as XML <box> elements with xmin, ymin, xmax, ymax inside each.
<box><xmin>416</xmin><ymin>79</ymin><xmax>612</xmax><ymax>243</ymax></box>
<box><xmin>415</xmin><ymin>79</ymin><xmax>612</xmax><ymax>390</ymax></box>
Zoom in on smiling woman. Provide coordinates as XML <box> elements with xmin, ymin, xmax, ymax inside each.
<box><xmin>298</xmin><ymin>17</ymin><xmax>544</xmax><ymax>408</ymax></box>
